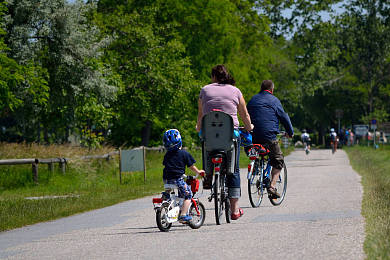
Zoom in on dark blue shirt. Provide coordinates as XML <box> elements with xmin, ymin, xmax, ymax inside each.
<box><xmin>247</xmin><ymin>91</ymin><xmax>294</xmax><ymax>142</ymax></box>
<box><xmin>163</xmin><ymin>149</ymin><xmax>196</xmax><ymax>180</ymax></box>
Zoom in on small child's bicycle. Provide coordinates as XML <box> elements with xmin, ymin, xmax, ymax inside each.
<box><xmin>152</xmin><ymin>175</ymin><xmax>206</xmax><ymax>232</ymax></box>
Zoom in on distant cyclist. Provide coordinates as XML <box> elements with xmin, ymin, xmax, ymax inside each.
<box><xmin>330</xmin><ymin>128</ymin><xmax>338</xmax><ymax>154</ymax></box>
<box><xmin>301</xmin><ymin>129</ymin><xmax>311</xmax><ymax>154</ymax></box>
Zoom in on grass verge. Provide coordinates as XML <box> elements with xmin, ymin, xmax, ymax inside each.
<box><xmin>344</xmin><ymin>145</ymin><xmax>390</xmax><ymax>259</ymax></box>
<box><xmin>0</xmin><ymin>143</ymin><xmax>203</xmax><ymax>232</ymax></box>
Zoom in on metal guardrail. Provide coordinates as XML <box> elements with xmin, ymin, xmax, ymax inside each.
<box><xmin>0</xmin><ymin>152</ymin><xmax>119</xmax><ymax>183</ymax></box>
<box><xmin>0</xmin><ymin>146</ymin><xmax>192</xmax><ymax>184</ymax></box>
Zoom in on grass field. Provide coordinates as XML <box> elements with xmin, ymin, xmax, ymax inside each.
<box><xmin>345</xmin><ymin>145</ymin><xmax>390</xmax><ymax>259</ymax></box>
<box><xmin>0</xmin><ymin>142</ymin><xmax>292</xmax><ymax>232</ymax></box>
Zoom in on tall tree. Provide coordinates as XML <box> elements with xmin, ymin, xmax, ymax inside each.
<box><xmin>5</xmin><ymin>0</ymin><xmax>117</xmax><ymax>143</ymax></box>
<box><xmin>0</xmin><ymin>1</ymin><xmax>48</xmax><ymax>141</ymax></box>
<box><xmin>96</xmin><ymin>2</ymin><xmax>196</xmax><ymax>146</ymax></box>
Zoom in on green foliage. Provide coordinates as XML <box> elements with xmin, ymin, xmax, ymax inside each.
<box><xmin>3</xmin><ymin>0</ymin><xmax>117</xmax><ymax>142</ymax></box>
<box><xmin>1</xmin><ymin>0</ymin><xmax>390</xmax><ymax>148</ymax></box>
<box><xmin>0</xmin><ymin>2</ymin><xmax>49</xmax><ymax>118</ymax></box>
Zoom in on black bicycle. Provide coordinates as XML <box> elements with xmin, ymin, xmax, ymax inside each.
<box><xmin>201</xmin><ymin>111</ymin><xmax>238</xmax><ymax>225</ymax></box>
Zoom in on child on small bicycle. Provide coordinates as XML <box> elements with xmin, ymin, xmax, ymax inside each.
<box><xmin>162</xmin><ymin>129</ymin><xmax>205</xmax><ymax>223</ymax></box>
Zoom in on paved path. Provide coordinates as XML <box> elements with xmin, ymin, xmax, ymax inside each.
<box><xmin>0</xmin><ymin>149</ymin><xmax>365</xmax><ymax>259</ymax></box>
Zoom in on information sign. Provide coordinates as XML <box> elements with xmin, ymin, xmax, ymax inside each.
<box><xmin>353</xmin><ymin>125</ymin><xmax>369</xmax><ymax>137</ymax></box>
<box><xmin>119</xmin><ymin>147</ymin><xmax>146</xmax><ymax>183</ymax></box>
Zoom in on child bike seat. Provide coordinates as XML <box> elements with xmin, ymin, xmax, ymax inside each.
<box><xmin>201</xmin><ymin>111</ymin><xmax>235</xmax><ymax>152</ymax></box>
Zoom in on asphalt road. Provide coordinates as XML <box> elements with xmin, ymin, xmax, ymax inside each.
<box><xmin>0</xmin><ymin>149</ymin><xmax>365</xmax><ymax>259</ymax></box>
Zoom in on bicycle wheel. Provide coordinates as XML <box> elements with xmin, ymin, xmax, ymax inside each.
<box><xmin>188</xmin><ymin>201</ymin><xmax>206</xmax><ymax>229</ymax></box>
<box><xmin>269</xmin><ymin>162</ymin><xmax>287</xmax><ymax>206</ymax></box>
<box><xmin>248</xmin><ymin>160</ymin><xmax>264</xmax><ymax>208</ymax></box>
<box><xmin>156</xmin><ymin>206</ymin><xmax>172</xmax><ymax>232</ymax></box>
<box><xmin>222</xmin><ymin>175</ymin><xmax>231</xmax><ymax>223</ymax></box>
<box><xmin>213</xmin><ymin>174</ymin><xmax>223</xmax><ymax>225</ymax></box>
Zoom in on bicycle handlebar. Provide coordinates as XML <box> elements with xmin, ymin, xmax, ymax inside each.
<box><xmin>239</xmin><ymin>127</ymin><xmax>292</xmax><ymax>138</ymax></box>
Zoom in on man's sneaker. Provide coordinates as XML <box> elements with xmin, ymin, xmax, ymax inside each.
<box><xmin>202</xmin><ymin>174</ymin><xmax>212</xmax><ymax>189</ymax></box>
<box><xmin>267</xmin><ymin>187</ymin><xmax>281</xmax><ymax>198</ymax></box>
<box><xmin>178</xmin><ymin>215</ymin><xmax>192</xmax><ymax>223</ymax></box>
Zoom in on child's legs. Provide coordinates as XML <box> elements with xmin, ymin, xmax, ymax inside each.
<box><xmin>176</xmin><ymin>178</ymin><xmax>193</xmax><ymax>216</ymax></box>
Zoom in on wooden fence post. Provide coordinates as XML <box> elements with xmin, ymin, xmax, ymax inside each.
<box><xmin>32</xmin><ymin>162</ymin><xmax>38</xmax><ymax>183</ymax></box>
<box><xmin>59</xmin><ymin>158</ymin><xmax>66</xmax><ymax>174</ymax></box>
<box><xmin>48</xmin><ymin>162</ymin><xmax>54</xmax><ymax>173</ymax></box>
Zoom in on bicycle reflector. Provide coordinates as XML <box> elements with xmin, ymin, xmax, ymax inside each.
<box><xmin>212</xmin><ymin>157</ymin><xmax>223</xmax><ymax>164</ymax></box>
<box><xmin>248</xmin><ymin>164</ymin><xmax>252</xmax><ymax>171</ymax></box>
<box><xmin>152</xmin><ymin>198</ymin><xmax>163</xmax><ymax>204</ymax></box>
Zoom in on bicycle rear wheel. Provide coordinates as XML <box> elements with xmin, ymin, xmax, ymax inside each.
<box><xmin>248</xmin><ymin>160</ymin><xmax>264</xmax><ymax>208</ymax></box>
<box><xmin>269</xmin><ymin>162</ymin><xmax>287</xmax><ymax>206</ymax></box>
<box><xmin>213</xmin><ymin>174</ymin><xmax>223</xmax><ymax>225</ymax></box>
<box><xmin>156</xmin><ymin>206</ymin><xmax>172</xmax><ymax>232</ymax></box>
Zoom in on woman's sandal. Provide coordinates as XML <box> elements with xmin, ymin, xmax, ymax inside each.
<box><xmin>231</xmin><ymin>208</ymin><xmax>244</xmax><ymax>220</ymax></box>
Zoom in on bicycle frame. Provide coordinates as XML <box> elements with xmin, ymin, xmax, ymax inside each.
<box><xmin>247</xmin><ymin>148</ymin><xmax>272</xmax><ymax>190</ymax></box>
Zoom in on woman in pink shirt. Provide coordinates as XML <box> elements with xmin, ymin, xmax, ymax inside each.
<box><xmin>196</xmin><ymin>64</ymin><xmax>253</xmax><ymax>220</ymax></box>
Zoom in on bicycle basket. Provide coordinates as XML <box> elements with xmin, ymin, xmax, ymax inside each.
<box><xmin>186</xmin><ymin>178</ymin><xmax>200</xmax><ymax>193</ymax></box>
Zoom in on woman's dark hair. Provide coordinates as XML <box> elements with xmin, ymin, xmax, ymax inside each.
<box><xmin>211</xmin><ymin>64</ymin><xmax>235</xmax><ymax>85</ymax></box>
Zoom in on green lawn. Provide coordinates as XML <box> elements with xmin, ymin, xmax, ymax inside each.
<box><xmin>345</xmin><ymin>145</ymin><xmax>390</xmax><ymax>259</ymax></box>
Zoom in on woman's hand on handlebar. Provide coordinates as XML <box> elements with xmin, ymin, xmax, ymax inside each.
<box><xmin>239</xmin><ymin>125</ymin><xmax>254</xmax><ymax>133</ymax></box>
<box><xmin>245</xmin><ymin>123</ymin><xmax>254</xmax><ymax>132</ymax></box>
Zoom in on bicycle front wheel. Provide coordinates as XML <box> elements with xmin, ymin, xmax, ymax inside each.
<box><xmin>269</xmin><ymin>162</ymin><xmax>287</xmax><ymax>206</ymax></box>
<box><xmin>248</xmin><ymin>161</ymin><xmax>264</xmax><ymax>208</ymax></box>
<box><xmin>188</xmin><ymin>201</ymin><xmax>206</xmax><ymax>229</ymax></box>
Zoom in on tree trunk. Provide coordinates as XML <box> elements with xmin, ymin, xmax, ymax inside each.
<box><xmin>141</xmin><ymin>120</ymin><xmax>152</xmax><ymax>146</ymax></box>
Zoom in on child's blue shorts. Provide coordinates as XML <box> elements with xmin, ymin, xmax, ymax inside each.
<box><xmin>164</xmin><ymin>178</ymin><xmax>192</xmax><ymax>200</ymax></box>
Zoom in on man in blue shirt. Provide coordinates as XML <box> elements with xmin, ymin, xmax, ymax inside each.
<box><xmin>247</xmin><ymin>80</ymin><xmax>294</xmax><ymax>198</ymax></box>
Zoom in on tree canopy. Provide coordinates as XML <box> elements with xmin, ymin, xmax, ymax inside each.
<box><xmin>1</xmin><ymin>0</ymin><xmax>389</xmax><ymax>147</ymax></box>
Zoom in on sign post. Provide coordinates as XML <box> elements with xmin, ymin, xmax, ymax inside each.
<box><xmin>335</xmin><ymin>109</ymin><xmax>343</xmax><ymax>134</ymax></box>
<box><xmin>371</xmin><ymin>119</ymin><xmax>377</xmax><ymax>149</ymax></box>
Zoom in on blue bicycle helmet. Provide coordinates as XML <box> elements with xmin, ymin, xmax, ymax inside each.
<box><xmin>239</xmin><ymin>130</ymin><xmax>252</xmax><ymax>147</ymax></box>
<box><xmin>163</xmin><ymin>129</ymin><xmax>182</xmax><ymax>151</ymax></box>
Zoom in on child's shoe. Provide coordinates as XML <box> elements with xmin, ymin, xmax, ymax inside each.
<box><xmin>178</xmin><ymin>215</ymin><xmax>192</xmax><ymax>223</ymax></box>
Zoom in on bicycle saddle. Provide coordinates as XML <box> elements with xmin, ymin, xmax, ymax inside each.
<box><xmin>164</xmin><ymin>184</ymin><xmax>178</xmax><ymax>190</ymax></box>
<box><xmin>251</xmin><ymin>144</ymin><xmax>269</xmax><ymax>156</ymax></box>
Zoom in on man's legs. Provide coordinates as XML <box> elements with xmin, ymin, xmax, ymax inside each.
<box><xmin>264</xmin><ymin>140</ymin><xmax>284</xmax><ymax>198</ymax></box>
<box><xmin>270</xmin><ymin>167</ymin><xmax>281</xmax><ymax>189</ymax></box>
